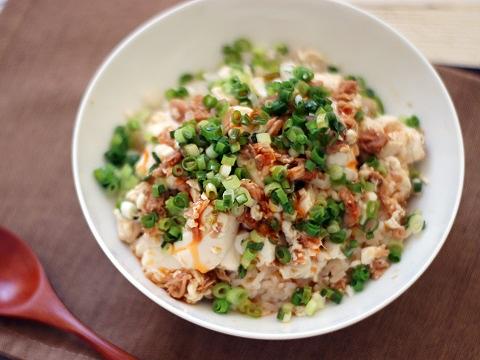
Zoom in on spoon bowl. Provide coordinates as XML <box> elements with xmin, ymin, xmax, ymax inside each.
<box><xmin>0</xmin><ymin>227</ymin><xmax>136</xmax><ymax>360</ymax></box>
<box><xmin>0</xmin><ymin>228</ymin><xmax>42</xmax><ymax>310</ymax></box>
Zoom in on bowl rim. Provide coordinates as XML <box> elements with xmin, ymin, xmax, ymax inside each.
<box><xmin>71</xmin><ymin>0</ymin><xmax>465</xmax><ymax>340</ymax></box>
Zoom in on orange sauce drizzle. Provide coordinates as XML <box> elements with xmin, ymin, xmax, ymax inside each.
<box><xmin>138</xmin><ymin>149</ymin><xmax>149</xmax><ymax>174</ymax></box>
<box><xmin>347</xmin><ymin>159</ymin><xmax>357</xmax><ymax>170</ymax></box>
<box><xmin>172</xmin><ymin>204</ymin><xmax>209</xmax><ymax>273</ymax></box>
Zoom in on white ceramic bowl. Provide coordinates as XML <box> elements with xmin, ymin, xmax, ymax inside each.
<box><xmin>72</xmin><ymin>0</ymin><xmax>464</xmax><ymax>339</ymax></box>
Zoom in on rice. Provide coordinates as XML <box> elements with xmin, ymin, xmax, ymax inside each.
<box><xmin>94</xmin><ymin>39</ymin><xmax>426</xmax><ymax>321</ymax></box>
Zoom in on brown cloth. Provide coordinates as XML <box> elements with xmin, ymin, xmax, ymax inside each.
<box><xmin>0</xmin><ymin>1</ymin><xmax>479</xmax><ymax>359</ymax></box>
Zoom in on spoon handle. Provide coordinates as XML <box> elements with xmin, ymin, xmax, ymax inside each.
<box><xmin>24</xmin><ymin>277</ymin><xmax>136</xmax><ymax>360</ymax></box>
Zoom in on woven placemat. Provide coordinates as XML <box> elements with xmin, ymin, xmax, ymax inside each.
<box><xmin>0</xmin><ymin>1</ymin><xmax>479</xmax><ymax>359</ymax></box>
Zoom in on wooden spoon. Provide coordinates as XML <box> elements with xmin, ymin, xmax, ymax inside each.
<box><xmin>0</xmin><ymin>227</ymin><xmax>136</xmax><ymax>360</ymax></box>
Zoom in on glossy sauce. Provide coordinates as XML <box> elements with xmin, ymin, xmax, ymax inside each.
<box><xmin>138</xmin><ymin>149</ymin><xmax>150</xmax><ymax>174</ymax></box>
<box><xmin>190</xmin><ymin>226</ymin><xmax>209</xmax><ymax>273</ymax></box>
<box><xmin>172</xmin><ymin>205</ymin><xmax>209</xmax><ymax>273</ymax></box>
<box><xmin>347</xmin><ymin>159</ymin><xmax>357</xmax><ymax>170</ymax></box>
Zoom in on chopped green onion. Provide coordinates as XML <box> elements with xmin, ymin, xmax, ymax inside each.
<box><xmin>205</xmin><ymin>144</ymin><xmax>218</xmax><ymax>159</ymax></box>
<box><xmin>286</xmin><ymin>126</ymin><xmax>306</xmax><ymax>144</ymax></box>
<box><xmin>183</xmin><ymin>125</ymin><xmax>196</xmax><ymax>140</ymax></box>
<box><xmin>231</xmin><ymin>110</ymin><xmax>242</xmax><ymax>125</ymax></box>
<box><xmin>362</xmin><ymin>218</ymin><xmax>379</xmax><ymax>234</ymax></box>
<box><xmin>234</xmin><ymin>187</ymin><xmax>255</xmax><ymax>207</ymax></box>
<box><xmin>237</xmin><ymin>264</ymin><xmax>247</xmax><ymax>278</ymax></box>
<box><xmin>256</xmin><ymin>132</ymin><xmax>271</xmax><ymax>145</ymax></box>
<box><xmin>205</xmin><ymin>182</ymin><xmax>218</xmax><ymax>199</ymax></box>
<box><xmin>233</xmin><ymin>37</ymin><xmax>252</xmax><ymax>52</ymax></box>
<box><xmin>348</xmin><ymin>182</ymin><xmax>363</xmax><ymax>193</ymax></box>
<box><xmin>233</xmin><ymin>169</ymin><xmax>246</xmax><ymax>183</ymax></box>
<box><xmin>182</xmin><ymin>156</ymin><xmax>197</xmax><ymax>172</ymax></box>
<box><xmin>212</xmin><ymin>282</ymin><xmax>231</xmax><ymax>299</ymax></box>
<box><xmin>214</xmin><ymin>141</ymin><xmax>228</xmax><ymax>154</ymax></box>
<box><xmin>172</xmin><ymin>164</ymin><xmax>184</xmax><ymax>177</ymax></box>
<box><xmin>201</xmin><ymin>122</ymin><xmax>222</xmax><ymax>142</ymax></box>
<box><xmin>196</xmin><ymin>155</ymin><xmax>207</xmax><ymax>170</ymax></box>
<box><xmin>179</xmin><ymin>73</ymin><xmax>194</xmax><ymax>85</ymax></box>
<box><xmin>321</xmin><ymin>288</ymin><xmax>343</xmax><ymax>304</ymax></box>
<box><xmin>277</xmin><ymin>303</ymin><xmax>293</xmax><ymax>322</ymax></box>
<box><xmin>246</xmin><ymin>241</ymin><xmax>264</xmax><ymax>251</ymax></box>
<box><xmin>275</xmin><ymin>43</ymin><xmax>289</xmax><ymax>56</ymax></box>
<box><xmin>174</xmin><ymin>192</ymin><xmax>189</xmax><ymax>208</ymax></box>
<box><xmin>366</xmin><ymin>200</ymin><xmax>380</xmax><ymax>219</ymax></box>
<box><xmin>388</xmin><ymin>242</ymin><xmax>403</xmax><ymax>263</ymax></box>
<box><xmin>165</xmin><ymin>194</ymin><xmax>188</xmax><ymax>216</ymax></box>
<box><xmin>141</xmin><ymin>212</ymin><xmax>158</xmax><ymax>228</ymax></box>
<box><xmin>238</xmin><ymin>299</ymin><xmax>262</xmax><ymax>318</ymax></box>
<box><xmin>226</xmin><ymin>287</ymin><xmax>248</xmax><ymax>306</ymax></box>
<box><xmin>228</xmin><ymin>128</ymin><xmax>240</xmax><ymax>140</ymax></box>
<box><xmin>215</xmin><ymin>100</ymin><xmax>229</xmax><ymax>117</ymax></box>
<box><xmin>152</xmin><ymin>183</ymin><xmax>166</xmax><ymax>198</ymax></box>
<box><xmin>221</xmin><ymin>154</ymin><xmax>237</xmax><ymax>166</ymax></box>
<box><xmin>296</xmin><ymin>80</ymin><xmax>310</xmax><ymax>96</ymax></box>
<box><xmin>327</xmin><ymin>65</ymin><xmax>339</xmax><ymax>73</ymax></box>
<box><xmin>207</xmin><ymin>159</ymin><xmax>220</xmax><ymax>172</ymax></box>
<box><xmin>305</xmin><ymin>159</ymin><xmax>316</xmax><ymax>172</ymax></box>
<box><xmin>354</xmin><ymin>109</ymin><xmax>364</xmax><ymax>122</ymax></box>
<box><xmin>228</xmin><ymin>77</ymin><xmax>250</xmax><ymax>102</ymax></box>
<box><xmin>126</xmin><ymin>118</ymin><xmax>141</xmax><ymax>131</ymax></box>
<box><xmin>263</xmin><ymin>99</ymin><xmax>288</xmax><ymax>116</ymax></box>
<box><xmin>293</xmin><ymin>66</ymin><xmax>314</xmax><ymax>82</ymax></box>
<box><xmin>183</xmin><ymin>143</ymin><xmax>200</xmax><ymax>157</ymax></box>
<box><xmin>212</xmin><ymin>298</ymin><xmax>230</xmax><ymax>314</ymax></box>
<box><xmin>240</xmin><ymin>247</ymin><xmax>257</xmax><ymax>268</ymax></box>
<box><xmin>300</xmin><ymin>221</ymin><xmax>322</xmax><ymax>236</ymax></box>
<box><xmin>310</xmin><ymin>147</ymin><xmax>326</xmax><ymax>169</ymax></box>
<box><xmin>230</xmin><ymin>142</ymin><xmax>241</xmax><ymax>153</ymax></box>
<box><xmin>168</xmin><ymin>225</ymin><xmax>182</xmax><ymax>239</ymax></box>
<box><xmin>251</xmin><ymin>110</ymin><xmax>269</xmax><ymax>126</ymax></box>
<box><xmin>269</xmin><ymin>218</ymin><xmax>280</xmax><ymax>231</ymax></box>
<box><xmin>407</xmin><ymin>212</ymin><xmax>425</xmax><ymax>234</ymax></box>
<box><xmin>330</xmin><ymin>229</ymin><xmax>347</xmax><ymax>244</ymax></box>
<box><xmin>214</xmin><ymin>199</ymin><xmax>227</xmax><ymax>212</ymax></box>
<box><xmin>222</xmin><ymin>174</ymin><xmax>241</xmax><ymax>190</ymax></box>
<box><xmin>171</xmin><ymin>215</ymin><xmax>186</xmax><ymax>226</ymax></box>
<box><xmin>272</xmin><ymin>188</ymin><xmax>289</xmax><ymax>205</ymax></box>
<box><xmin>404</xmin><ymin>115</ymin><xmax>420</xmax><ymax>128</ymax></box>
<box><xmin>327</xmin><ymin>111</ymin><xmax>345</xmax><ymax>133</ymax></box>
<box><xmin>305</xmin><ymin>293</ymin><xmax>324</xmax><ymax>316</ymax></box>
<box><xmin>342</xmin><ymin>240</ymin><xmax>358</xmax><ymax>258</ymax></box>
<box><xmin>271</xmin><ymin>166</ymin><xmax>287</xmax><ymax>182</ymax></box>
<box><xmin>264</xmin><ymin>182</ymin><xmax>281</xmax><ymax>196</ymax></box>
<box><xmin>219</xmin><ymin>164</ymin><xmax>232</xmax><ymax>177</ymax></box>
<box><xmin>173</xmin><ymin>128</ymin><xmax>187</xmax><ymax>144</ymax></box>
<box><xmin>326</xmin><ymin>221</ymin><xmax>340</xmax><ymax>234</ymax></box>
<box><xmin>94</xmin><ymin>165</ymin><xmax>120</xmax><ymax>193</ymax></box>
<box><xmin>236</xmin><ymin>193</ymin><xmax>248</xmax><ymax>205</ymax></box>
<box><xmin>350</xmin><ymin>264</ymin><xmax>370</xmax><ymax>292</ymax></box>
<box><xmin>291</xmin><ymin>286</ymin><xmax>312</xmax><ymax>306</ymax></box>
<box><xmin>202</xmin><ymin>94</ymin><xmax>218</xmax><ymax>109</ymax></box>
<box><xmin>366</xmin><ymin>156</ymin><xmax>387</xmax><ymax>175</ymax></box>
<box><xmin>309</xmin><ymin>204</ymin><xmax>326</xmax><ymax>223</ymax></box>
<box><xmin>412</xmin><ymin>177</ymin><xmax>423</xmax><ymax>193</ymax></box>
<box><xmin>165</xmin><ymin>86</ymin><xmax>189</xmax><ymax>100</ymax></box>
<box><xmin>328</xmin><ymin>164</ymin><xmax>344</xmax><ymax>181</ymax></box>
<box><xmin>151</xmin><ymin>151</ymin><xmax>161</xmax><ymax>165</ymax></box>
<box><xmin>223</xmin><ymin>189</ymin><xmax>235</xmax><ymax>208</ymax></box>
<box><xmin>275</xmin><ymin>245</ymin><xmax>292</xmax><ymax>264</ymax></box>
<box><xmin>157</xmin><ymin>218</ymin><xmax>172</xmax><ymax>232</ymax></box>
<box><xmin>249</xmin><ymin>230</ymin><xmax>265</xmax><ymax>243</ymax></box>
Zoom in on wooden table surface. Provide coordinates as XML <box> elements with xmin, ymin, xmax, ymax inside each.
<box><xmin>0</xmin><ymin>1</ymin><xmax>479</xmax><ymax>359</ymax></box>
<box><xmin>348</xmin><ymin>1</ymin><xmax>480</xmax><ymax>67</ymax></box>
